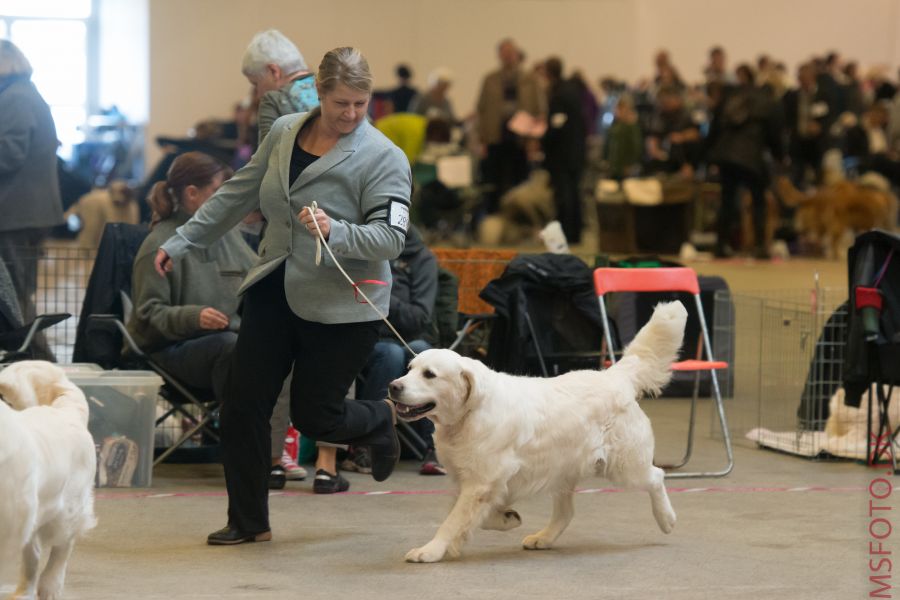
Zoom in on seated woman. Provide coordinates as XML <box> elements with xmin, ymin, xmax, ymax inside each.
<box><xmin>127</xmin><ymin>151</ymin><xmax>255</xmax><ymax>435</ymax></box>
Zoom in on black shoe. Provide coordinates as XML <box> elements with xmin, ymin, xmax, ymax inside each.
<box><xmin>207</xmin><ymin>525</ymin><xmax>272</xmax><ymax>546</ymax></box>
<box><xmin>268</xmin><ymin>465</ymin><xmax>286</xmax><ymax>490</ymax></box>
<box><xmin>340</xmin><ymin>446</ymin><xmax>373</xmax><ymax>474</ymax></box>
<box><xmin>753</xmin><ymin>246</ymin><xmax>770</xmax><ymax>260</ymax></box>
<box><xmin>361</xmin><ymin>400</ymin><xmax>400</xmax><ymax>482</ymax></box>
<box><xmin>713</xmin><ymin>244</ymin><xmax>734</xmax><ymax>259</ymax></box>
<box><xmin>313</xmin><ymin>469</ymin><xmax>350</xmax><ymax>494</ymax></box>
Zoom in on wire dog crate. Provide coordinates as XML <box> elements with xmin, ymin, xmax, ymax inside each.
<box><xmin>713</xmin><ymin>286</ymin><xmax>888</xmax><ymax>462</ymax></box>
<box><xmin>2</xmin><ymin>244</ymin><xmax>96</xmax><ymax>363</ymax></box>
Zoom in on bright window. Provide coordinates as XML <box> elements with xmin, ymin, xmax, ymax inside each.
<box><xmin>0</xmin><ymin>2</ymin><xmax>93</xmax><ymax>156</ymax></box>
<box><xmin>0</xmin><ymin>0</ymin><xmax>92</xmax><ymax>19</ymax></box>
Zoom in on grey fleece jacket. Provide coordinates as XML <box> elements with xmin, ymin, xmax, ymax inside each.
<box><xmin>127</xmin><ymin>210</ymin><xmax>256</xmax><ymax>352</ymax></box>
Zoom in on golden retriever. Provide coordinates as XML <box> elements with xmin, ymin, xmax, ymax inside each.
<box><xmin>0</xmin><ymin>361</ymin><xmax>96</xmax><ymax>599</ymax></box>
<box><xmin>776</xmin><ymin>176</ymin><xmax>895</xmax><ymax>259</ymax></box>
<box><xmin>391</xmin><ymin>301</ymin><xmax>687</xmax><ymax>563</ymax></box>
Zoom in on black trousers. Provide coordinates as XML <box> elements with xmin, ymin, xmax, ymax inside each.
<box><xmin>221</xmin><ymin>263</ymin><xmax>385</xmax><ymax>533</ymax></box>
<box><xmin>548</xmin><ymin>165</ymin><xmax>584</xmax><ymax>245</ymax></box>
<box><xmin>0</xmin><ymin>227</ymin><xmax>54</xmax><ymax>359</ymax></box>
<box><xmin>718</xmin><ymin>163</ymin><xmax>766</xmax><ymax>251</ymax></box>
<box><xmin>482</xmin><ymin>140</ymin><xmax>529</xmax><ymax>214</ymax></box>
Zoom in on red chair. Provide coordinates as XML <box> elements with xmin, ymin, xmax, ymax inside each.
<box><xmin>593</xmin><ymin>267</ymin><xmax>734</xmax><ymax>478</ymax></box>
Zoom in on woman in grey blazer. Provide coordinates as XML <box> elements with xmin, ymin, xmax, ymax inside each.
<box><xmin>156</xmin><ymin>47</ymin><xmax>412</xmax><ymax>545</ymax></box>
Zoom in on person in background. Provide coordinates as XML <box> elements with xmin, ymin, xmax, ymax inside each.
<box><xmin>645</xmin><ymin>86</ymin><xmax>701</xmax><ymax>177</ymax></box>
<box><xmin>155</xmin><ymin>47</ymin><xmax>410</xmax><ymax>546</ymax></box>
<box><xmin>349</xmin><ymin>225</ymin><xmax>445</xmax><ymax>475</ymax></box>
<box><xmin>242</xmin><ymin>29</ymin><xmax>317</xmax><ymax>144</ymax></box>
<box><xmin>541</xmin><ymin>57</ymin><xmax>586</xmax><ymax>244</ymax></box>
<box><xmin>706</xmin><ymin>71</ymin><xmax>785</xmax><ymax>259</ymax></box>
<box><xmin>409</xmin><ymin>67</ymin><xmax>456</xmax><ymax>123</ymax></box>
<box><xmin>389</xmin><ymin>64</ymin><xmax>417</xmax><ymax>113</ymax></box>
<box><xmin>0</xmin><ymin>40</ymin><xmax>64</xmax><ymax>360</ymax></box>
<box><xmin>704</xmin><ymin>46</ymin><xmax>732</xmax><ymax>85</ymax></box>
<box><xmin>476</xmin><ymin>38</ymin><xmax>545</xmax><ymax>214</ymax></box>
<box><xmin>783</xmin><ymin>62</ymin><xmax>836</xmax><ymax>188</ymax></box>
<box><xmin>605</xmin><ymin>95</ymin><xmax>643</xmax><ymax>179</ymax></box>
<box><xmin>127</xmin><ymin>152</ymin><xmax>254</xmax><ymax>425</ymax></box>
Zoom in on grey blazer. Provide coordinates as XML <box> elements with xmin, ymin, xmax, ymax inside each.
<box><xmin>161</xmin><ymin>110</ymin><xmax>411</xmax><ymax>324</ymax></box>
<box><xmin>0</xmin><ymin>77</ymin><xmax>63</xmax><ymax>232</ymax></box>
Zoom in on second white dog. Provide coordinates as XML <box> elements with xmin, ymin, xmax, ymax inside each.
<box><xmin>0</xmin><ymin>361</ymin><xmax>97</xmax><ymax>600</ymax></box>
<box><xmin>391</xmin><ymin>301</ymin><xmax>687</xmax><ymax>563</ymax></box>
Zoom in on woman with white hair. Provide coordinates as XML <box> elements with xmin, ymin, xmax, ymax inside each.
<box><xmin>0</xmin><ymin>40</ymin><xmax>64</xmax><ymax>357</ymax></box>
<box><xmin>242</xmin><ymin>29</ymin><xmax>317</xmax><ymax>143</ymax></box>
<box><xmin>409</xmin><ymin>67</ymin><xmax>456</xmax><ymax>123</ymax></box>
<box><xmin>155</xmin><ymin>47</ymin><xmax>411</xmax><ymax>546</ymax></box>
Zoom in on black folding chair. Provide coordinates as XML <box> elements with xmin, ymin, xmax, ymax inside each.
<box><xmin>74</xmin><ymin>223</ymin><xmax>221</xmax><ymax>465</ymax></box>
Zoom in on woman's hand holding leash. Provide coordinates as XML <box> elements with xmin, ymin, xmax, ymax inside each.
<box><xmin>298</xmin><ymin>206</ymin><xmax>330</xmax><ymax>240</ymax></box>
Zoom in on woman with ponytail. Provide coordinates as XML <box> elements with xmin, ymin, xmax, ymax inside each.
<box><xmin>126</xmin><ymin>152</ymin><xmax>255</xmax><ymax>411</ymax></box>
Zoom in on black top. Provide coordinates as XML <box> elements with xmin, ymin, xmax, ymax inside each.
<box><xmin>289</xmin><ymin>144</ymin><xmax>320</xmax><ymax>186</ymax></box>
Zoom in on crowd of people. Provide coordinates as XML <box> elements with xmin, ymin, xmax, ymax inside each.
<box><xmin>363</xmin><ymin>41</ymin><xmax>900</xmax><ymax>258</ymax></box>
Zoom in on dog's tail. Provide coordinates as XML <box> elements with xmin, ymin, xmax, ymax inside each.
<box><xmin>0</xmin><ymin>360</ymin><xmax>90</xmax><ymax>425</ymax></box>
<box><xmin>614</xmin><ymin>301</ymin><xmax>688</xmax><ymax>399</ymax></box>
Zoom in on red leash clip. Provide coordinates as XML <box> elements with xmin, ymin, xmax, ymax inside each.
<box><xmin>352</xmin><ymin>279</ymin><xmax>387</xmax><ymax>304</ymax></box>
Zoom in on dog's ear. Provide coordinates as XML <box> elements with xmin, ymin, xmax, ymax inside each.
<box><xmin>459</xmin><ymin>358</ymin><xmax>479</xmax><ymax>404</ymax></box>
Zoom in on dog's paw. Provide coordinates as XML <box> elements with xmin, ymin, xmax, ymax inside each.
<box><xmin>405</xmin><ymin>541</ymin><xmax>447</xmax><ymax>563</ymax></box>
<box><xmin>654</xmin><ymin>507</ymin><xmax>677</xmax><ymax>534</ymax></box>
<box><xmin>482</xmin><ymin>509</ymin><xmax>522</xmax><ymax>531</ymax></box>
<box><xmin>522</xmin><ymin>533</ymin><xmax>554</xmax><ymax>550</ymax></box>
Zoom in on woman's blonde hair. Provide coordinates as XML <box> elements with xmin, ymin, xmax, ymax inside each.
<box><xmin>316</xmin><ymin>47</ymin><xmax>373</xmax><ymax>95</ymax></box>
<box><xmin>0</xmin><ymin>40</ymin><xmax>33</xmax><ymax>78</ymax></box>
<box><xmin>147</xmin><ymin>152</ymin><xmax>232</xmax><ymax>228</ymax></box>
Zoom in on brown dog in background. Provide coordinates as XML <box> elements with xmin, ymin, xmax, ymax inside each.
<box><xmin>776</xmin><ymin>175</ymin><xmax>895</xmax><ymax>259</ymax></box>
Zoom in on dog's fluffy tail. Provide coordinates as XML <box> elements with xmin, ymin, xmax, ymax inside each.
<box><xmin>0</xmin><ymin>360</ymin><xmax>90</xmax><ymax>424</ymax></box>
<box><xmin>614</xmin><ymin>301</ymin><xmax>688</xmax><ymax>399</ymax></box>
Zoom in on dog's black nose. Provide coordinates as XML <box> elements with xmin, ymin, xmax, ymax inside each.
<box><xmin>389</xmin><ymin>381</ymin><xmax>403</xmax><ymax>398</ymax></box>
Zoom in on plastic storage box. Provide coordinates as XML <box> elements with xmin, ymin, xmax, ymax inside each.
<box><xmin>66</xmin><ymin>369</ymin><xmax>163</xmax><ymax>488</ymax></box>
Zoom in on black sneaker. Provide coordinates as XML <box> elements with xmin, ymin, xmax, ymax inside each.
<box><xmin>268</xmin><ymin>465</ymin><xmax>286</xmax><ymax>490</ymax></box>
<box><xmin>354</xmin><ymin>399</ymin><xmax>399</xmax><ymax>482</ymax></box>
<box><xmin>340</xmin><ymin>446</ymin><xmax>373</xmax><ymax>474</ymax></box>
<box><xmin>313</xmin><ymin>469</ymin><xmax>350</xmax><ymax>494</ymax></box>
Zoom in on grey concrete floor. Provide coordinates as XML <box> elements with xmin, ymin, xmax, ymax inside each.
<box><xmin>5</xmin><ymin>397</ymin><xmax>885</xmax><ymax>600</ymax></box>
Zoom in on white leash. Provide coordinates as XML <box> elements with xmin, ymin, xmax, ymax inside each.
<box><xmin>306</xmin><ymin>201</ymin><xmax>419</xmax><ymax>357</ymax></box>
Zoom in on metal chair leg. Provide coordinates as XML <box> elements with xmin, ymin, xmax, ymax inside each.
<box><xmin>665</xmin><ymin>369</ymin><xmax>734</xmax><ymax>479</ymax></box>
<box><xmin>656</xmin><ymin>371</ymin><xmax>700</xmax><ymax>470</ymax></box>
<box><xmin>153</xmin><ymin>412</ymin><xmax>216</xmax><ymax>466</ymax></box>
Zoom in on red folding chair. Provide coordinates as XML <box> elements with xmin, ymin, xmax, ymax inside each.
<box><xmin>593</xmin><ymin>267</ymin><xmax>734</xmax><ymax>478</ymax></box>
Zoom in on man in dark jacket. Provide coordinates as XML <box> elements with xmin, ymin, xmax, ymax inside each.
<box><xmin>542</xmin><ymin>57</ymin><xmax>587</xmax><ymax>244</ymax></box>
<box><xmin>354</xmin><ymin>225</ymin><xmax>445</xmax><ymax>474</ymax></box>
<box><xmin>783</xmin><ymin>62</ymin><xmax>836</xmax><ymax>188</ymax></box>
<box><xmin>0</xmin><ymin>41</ymin><xmax>64</xmax><ymax>359</ymax></box>
<box><xmin>707</xmin><ymin>74</ymin><xmax>785</xmax><ymax>259</ymax></box>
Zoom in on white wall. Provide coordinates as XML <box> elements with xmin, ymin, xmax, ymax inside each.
<box><xmin>144</xmin><ymin>0</ymin><xmax>900</xmax><ymax>167</ymax></box>
<box><xmin>98</xmin><ymin>0</ymin><xmax>148</xmax><ymax>123</ymax></box>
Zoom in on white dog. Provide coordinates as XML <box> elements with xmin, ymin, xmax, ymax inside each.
<box><xmin>0</xmin><ymin>361</ymin><xmax>97</xmax><ymax>599</ymax></box>
<box><xmin>392</xmin><ymin>301</ymin><xmax>687</xmax><ymax>563</ymax></box>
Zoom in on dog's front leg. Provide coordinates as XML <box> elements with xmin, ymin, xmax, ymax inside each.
<box><xmin>406</xmin><ymin>487</ymin><xmax>494</xmax><ymax>563</ymax></box>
